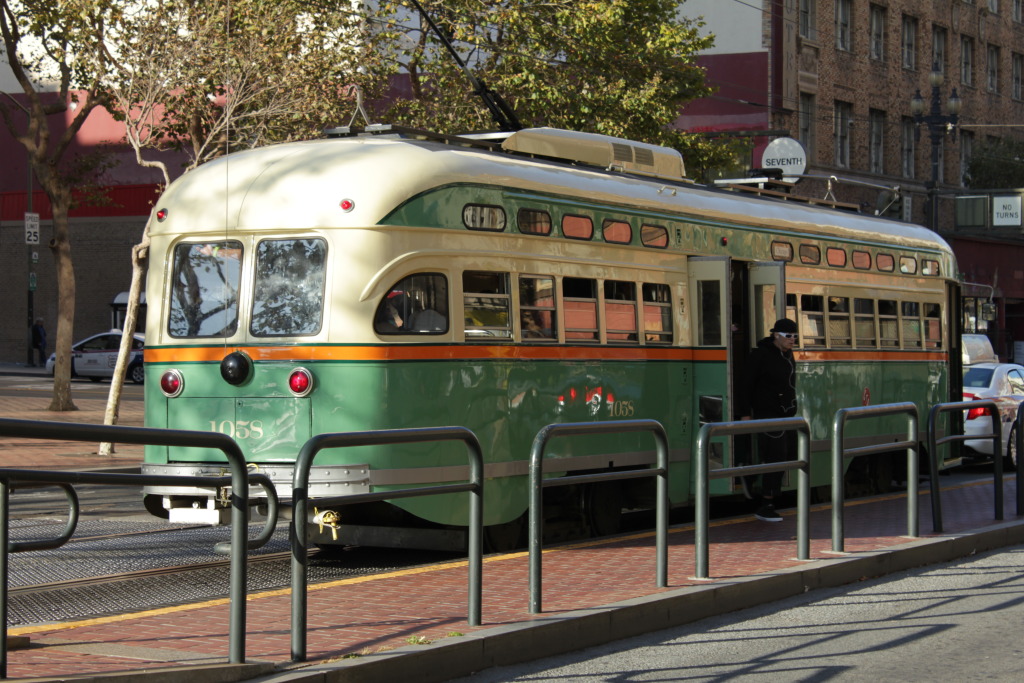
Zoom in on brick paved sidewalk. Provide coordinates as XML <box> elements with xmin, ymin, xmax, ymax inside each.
<box><xmin>2</xmin><ymin>478</ymin><xmax>1021</xmax><ymax>682</ymax></box>
<box><xmin>0</xmin><ymin>370</ymin><xmax>143</xmax><ymax>470</ymax></box>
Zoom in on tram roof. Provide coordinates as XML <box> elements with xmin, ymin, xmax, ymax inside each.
<box><xmin>151</xmin><ymin>130</ymin><xmax>952</xmax><ymax>256</ymax></box>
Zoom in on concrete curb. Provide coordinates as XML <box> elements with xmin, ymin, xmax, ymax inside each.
<box><xmin>242</xmin><ymin>519</ymin><xmax>1024</xmax><ymax>683</ymax></box>
<box><xmin>30</xmin><ymin>661</ymin><xmax>277</xmax><ymax>683</ymax></box>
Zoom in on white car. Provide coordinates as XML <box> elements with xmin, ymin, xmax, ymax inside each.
<box><xmin>963</xmin><ymin>362</ymin><xmax>1024</xmax><ymax>469</ymax></box>
<box><xmin>45</xmin><ymin>331</ymin><xmax>145</xmax><ymax>384</ymax></box>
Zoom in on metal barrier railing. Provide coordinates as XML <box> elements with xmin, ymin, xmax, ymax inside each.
<box><xmin>1014</xmin><ymin>405</ymin><xmax>1024</xmax><ymax>515</ymax></box>
<box><xmin>290</xmin><ymin>426</ymin><xmax>484</xmax><ymax>663</ymax></box>
<box><xmin>694</xmin><ymin>418</ymin><xmax>810</xmax><ymax>579</ymax></box>
<box><xmin>527</xmin><ymin>420</ymin><xmax>669</xmax><ymax>614</ymax></box>
<box><xmin>0</xmin><ymin>417</ymin><xmax>274</xmax><ymax>677</ymax></box>
<box><xmin>927</xmin><ymin>399</ymin><xmax>1000</xmax><ymax>533</ymax></box>
<box><xmin>831</xmin><ymin>403</ymin><xmax>919</xmax><ymax>552</ymax></box>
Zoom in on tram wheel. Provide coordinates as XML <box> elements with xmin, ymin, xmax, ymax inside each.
<box><xmin>584</xmin><ymin>481</ymin><xmax>623</xmax><ymax>537</ymax></box>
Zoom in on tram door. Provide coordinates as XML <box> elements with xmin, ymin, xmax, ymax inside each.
<box><xmin>688</xmin><ymin>256</ymin><xmax>732</xmax><ymax>493</ymax></box>
<box><xmin>747</xmin><ymin>262</ymin><xmax>787</xmax><ymax>342</ymax></box>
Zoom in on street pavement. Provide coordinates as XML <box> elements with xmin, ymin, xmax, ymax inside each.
<box><xmin>0</xmin><ymin>363</ymin><xmax>144</xmax><ymax>471</ymax></box>
<box><xmin>2</xmin><ymin>362</ymin><xmax>1024</xmax><ymax>683</ymax></box>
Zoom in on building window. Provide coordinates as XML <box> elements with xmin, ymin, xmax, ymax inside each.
<box><xmin>799</xmin><ymin>93</ymin><xmax>816</xmax><ymax>156</ymax></box>
<box><xmin>1014</xmin><ymin>53</ymin><xmax>1024</xmax><ymax>99</ymax></box>
<box><xmin>902</xmin><ymin>15</ymin><xmax>918</xmax><ymax>70</ymax></box>
<box><xmin>1015</xmin><ymin>0</ymin><xmax>1023</xmax><ymax>23</ymax></box>
<box><xmin>932</xmin><ymin>27</ymin><xmax>947</xmax><ymax>74</ymax></box>
<box><xmin>988</xmin><ymin>44</ymin><xmax>1001</xmax><ymax>92</ymax></box>
<box><xmin>836</xmin><ymin>0</ymin><xmax>852</xmax><ymax>51</ymax></box>
<box><xmin>989</xmin><ymin>0</ymin><xmax>1000</xmax><ymax>12</ymax></box>
<box><xmin>962</xmin><ymin>37</ymin><xmax>974</xmax><ymax>86</ymax></box>
<box><xmin>869</xmin><ymin>109</ymin><xmax>886</xmax><ymax>174</ymax></box>
<box><xmin>800</xmin><ymin>0</ymin><xmax>817</xmax><ymax>40</ymax></box>
<box><xmin>870</xmin><ymin>5</ymin><xmax>886</xmax><ymax>61</ymax></box>
<box><xmin>834</xmin><ymin>101</ymin><xmax>852</xmax><ymax>168</ymax></box>
<box><xmin>901</xmin><ymin>117</ymin><xmax>916</xmax><ymax>179</ymax></box>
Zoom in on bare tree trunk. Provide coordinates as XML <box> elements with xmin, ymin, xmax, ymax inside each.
<box><xmin>46</xmin><ymin>196</ymin><xmax>77</xmax><ymax>412</ymax></box>
<box><xmin>99</xmin><ymin>235</ymin><xmax>149</xmax><ymax>456</ymax></box>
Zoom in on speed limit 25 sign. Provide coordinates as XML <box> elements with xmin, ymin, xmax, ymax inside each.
<box><xmin>24</xmin><ymin>212</ymin><xmax>40</xmax><ymax>245</ymax></box>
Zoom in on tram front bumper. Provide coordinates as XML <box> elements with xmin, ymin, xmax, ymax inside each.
<box><xmin>141</xmin><ymin>462</ymin><xmax>371</xmax><ymax>525</ymax></box>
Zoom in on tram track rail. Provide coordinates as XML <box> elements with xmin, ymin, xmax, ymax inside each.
<box><xmin>7</xmin><ymin>549</ymin><xmax>304</xmax><ymax>598</ymax></box>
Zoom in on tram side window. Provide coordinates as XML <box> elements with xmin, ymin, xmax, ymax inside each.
<box><xmin>374</xmin><ymin>273</ymin><xmax>449</xmax><ymax>335</ymax></box>
<box><xmin>562</xmin><ymin>214</ymin><xmax>593</xmax><ymax>240</ymax></box>
<box><xmin>605</xmin><ymin>280</ymin><xmax>638</xmax><ymax>343</ymax></box>
<box><xmin>902</xmin><ymin>301</ymin><xmax>922</xmax><ymax>348</ymax></box>
<box><xmin>603</xmin><ymin>219</ymin><xmax>632</xmax><ymax>244</ymax></box>
<box><xmin>564</xmin><ymin>277</ymin><xmax>599</xmax><ymax>342</ymax></box>
<box><xmin>643</xmin><ymin>283</ymin><xmax>673</xmax><ymax>344</ymax></box>
<box><xmin>251</xmin><ymin>238</ymin><xmax>327</xmax><ymax>337</ymax></box>
<box><xmin>800</xmin><ymin>294</ymin><xmax>825</xmax><ymax>347</ymax></box>
<box><xmin>519</xmin><ymin>276</ymin><xmax>557</xmax><ymax>341</ymax></box>
<box><xmin>640</xmin><ymin>224</ymin><xmax>669</xmax><ymax>248</ymax></box>
<box><xmin>879</xmin><ymin>299</ymin><xmax>900</xmax><ymax>347</ymax></box>
<box><xmin>854</xmin><ymin>298</ymin><xmax>878</xmax><ymax>348</ymax></box>
<box><xmin>463</xmin><ymin>204</ymin><xmax>506</xmax><ymax>231</ymax></box>
<box><xmin>168</xmin><ymin>241</ymin><xmax>243</xmax><ymax>338</ymax></box>
<box><xmin>827</xmin><ymin>296</ymin><xmax>851</xmax><ymax>347</ymax></box>
<box><xmin>924</xmin><ymin>302</ymin><xmax>942</xmax><ymax>348</ymax></box>
<box><xmin>518</xmin><ymin>208</ymin><xmax>552</xmax><ymax>235</ymax></box>
<box><xmin>464</xmin><ymin>271</ymin><xmax>511</xmax><ymax>340</ymax></box>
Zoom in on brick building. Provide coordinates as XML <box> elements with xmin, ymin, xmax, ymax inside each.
<box><xmin>680</xmin><ymin>0</ymin><xmax>1024</xmax><ymax>359</ymax></box>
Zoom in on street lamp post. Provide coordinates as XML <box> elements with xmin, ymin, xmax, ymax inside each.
<box><xmin>911</xmin><ymin>63</ymin><xmax>962</xmax><ymax>231</ymax></box>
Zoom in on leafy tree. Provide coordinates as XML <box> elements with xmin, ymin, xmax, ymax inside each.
<box><xmin>96</xmin><ymin>0</ymin><xmax>376</xmax><ymax>450</ymax></box>
<box><xmin>369</xmin><ymin>0</ymin><xmax>737</xmax><ymax>174</ymax></box>
<box><xmin>0</xmin><ymin>0</ymin><xmax>121</xmax><ymax>411</ymax></box>
<box><xmin>965</xmin><ymin>137</ymin><xmax>1024</xmax><ymax>190</ymax></box>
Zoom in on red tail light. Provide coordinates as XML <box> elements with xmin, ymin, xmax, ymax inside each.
<box><xmin>964</xmin><ymin>394</ymin><xmax>990</xmax><ymax>420</ymax></box>
<box><xmin>288</xmin><ymin>368</ymin><xmax>314</xmax><ymax>397</ymax></box>
<box><xmin>160</xmin><ymin>370</ymin><xmax>184</xmax><ymax>398</ymax></box>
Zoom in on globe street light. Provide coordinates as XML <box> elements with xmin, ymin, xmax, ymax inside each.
<box><xmin>911</xmin><ymin>63</ymin><xmax>962</xmax><ymax>231</ymax></box>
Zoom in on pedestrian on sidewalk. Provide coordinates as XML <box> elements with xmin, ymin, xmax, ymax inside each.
<box><xmin>30</xmin><ymin>318</ymin><xmax>47</xmax><ymax>368</ymax></box>
<box><xmin>737</xmin><ymin>318</ymin><xmax>799</xmax><ymax>523</ymax></box>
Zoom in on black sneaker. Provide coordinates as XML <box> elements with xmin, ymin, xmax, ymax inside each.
<box><xmin>755</xmin><ymin>503</ymin><xmax>782</xmax><ymax>522</ymax></box>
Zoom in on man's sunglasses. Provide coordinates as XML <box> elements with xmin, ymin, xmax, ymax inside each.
<box><xmin>776</xmin><ymin>332</ymin><xmax>798</xmax><ymax>339</ymax></box>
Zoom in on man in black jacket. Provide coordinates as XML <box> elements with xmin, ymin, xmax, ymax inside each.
<box><xmin>738</xmin><ymin>318</ymin><xmax>798</xmax><ymax>522</ymax></box>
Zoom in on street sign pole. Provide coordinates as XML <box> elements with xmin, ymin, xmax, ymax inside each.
<box><xmin>25</xmin><ymin>211</ymin><xmax>38</xmax><ymax>367</ymax></box>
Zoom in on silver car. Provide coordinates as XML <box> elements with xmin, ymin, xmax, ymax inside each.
<box><xmin>963</xmin><ymin>362</ymin><xmax>1024</xmax><ymax>469</ymax></box>
<box><xmin>46</xmin><ymin>331</ymin><xmax>145</xmax><ymax>384</ymax></box>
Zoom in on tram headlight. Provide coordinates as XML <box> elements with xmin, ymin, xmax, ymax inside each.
<box><xmin>160</xmin><ymin>369</ymin><xmax>184</xmax><ymax>398</ymax></box>
<box><xmin>221</xmin><ymin>351</ymin><xmax>253</xmax><ymax>386</ymax></box>
<box><xmin>288</xmin><ymin>368</ymin><xmax>314</xmax><ymax>397</ymax></box>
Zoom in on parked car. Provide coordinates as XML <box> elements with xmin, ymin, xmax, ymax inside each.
<box><xmin>45</xmin><ymin>331</ymin><xmax>145</xmax><ymax>384</ymax></box>
<box><xmin>963</xmin><ymin>362</ymin><xmax>1024</xmax><ymax>470</ymax></box>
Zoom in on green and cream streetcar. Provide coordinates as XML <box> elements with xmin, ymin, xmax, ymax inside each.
<box><xmin>140</xmin><ymin>125</ymin><xmax>958</xmax><ymax>549</ymax></box>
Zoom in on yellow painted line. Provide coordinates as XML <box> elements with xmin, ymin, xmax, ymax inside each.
<box><xmin>8</xmin><ymin>477</ymin><xmax>1002</xmax><ymax>637</ymax></box>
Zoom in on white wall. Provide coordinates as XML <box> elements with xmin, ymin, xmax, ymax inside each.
<box><xmin>679</xmin><ymin>0</ymin><xmax>767</xmax><ymax>55</ymax></box>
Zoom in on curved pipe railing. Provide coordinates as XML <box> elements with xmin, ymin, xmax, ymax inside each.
<box><xmin>527</xmin><ymin>420</ymin><xmax>669</xmax><ymax>614</ymax></box>
<box><xmin>694</xmin><ymin>418</ymin><xmax>810</xmax><ymax>579</ymax></box>
<box><xmin>290</xmin><ymin>426</ymin><xmax>483</xmax><ymax>663</ymax></box>
<box><xmin>831</xmin><ymin>403</ymin><xmax>919</xmax><ymax>552</ymax></box>
<box><xmin>927</xmin><ymin>399</ymin><xmax>1000</xmax><ymax>532</ymax></box>
<box><xmin>0</xmin><ymin>418</ymin><xmax>253</xmax><ymax>676</ymax></box>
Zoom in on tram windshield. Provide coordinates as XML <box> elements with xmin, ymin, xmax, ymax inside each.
<box><xmin>169</xmin><ymin>241</ymin><xmax>242</xmax><ymax>338</ymax></box>
<box><xmin>250</xmin><ymin>238</ymin><xmax>327</xmax><ymax>336</ymax></box>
